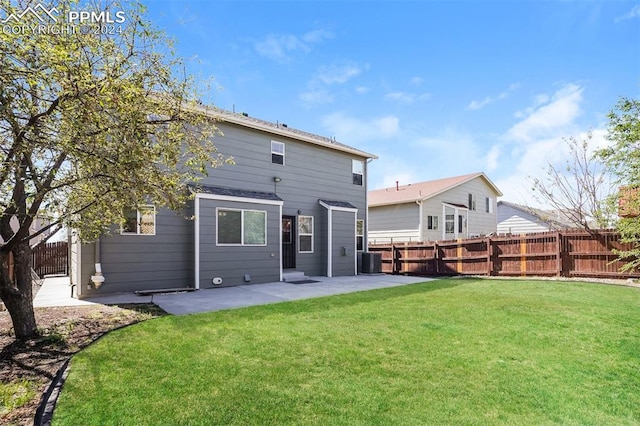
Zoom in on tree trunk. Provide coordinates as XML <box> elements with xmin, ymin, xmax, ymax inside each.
<box><xmin>0</xmin><ymin>242</ymin><xmax>38</xmax><ymax>340</ymax></box>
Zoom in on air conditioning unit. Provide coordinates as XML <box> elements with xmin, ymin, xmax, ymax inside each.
<box><xmin>361</xmin><ymin>252</ymin><xmax>382</xmax><ymax>274</ymax></box>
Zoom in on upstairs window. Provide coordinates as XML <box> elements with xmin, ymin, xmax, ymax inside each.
<box><xmin>121</xmin><ymin>205</ymin><xmax>156</xmax><ymax>235</ymax></box>
<box><xmin>486</xmin><ymin>197</ymin><xmax>494</xmax><ymax>213</ymax></box>
<box><xmin>352</xmin><ymin>159</ymin><xmax>364</xmax><ymax>186</ymax></box>
<box><xmin>468</xmin><ymin>193</ymin><xmax>476</xmax><ymax>211</ymax></box>
<box><xmin>271</xmin><ymin>141</ymin><xmax>285</xmax><ymax>165</ymax></box>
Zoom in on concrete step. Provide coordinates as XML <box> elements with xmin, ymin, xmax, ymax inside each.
<box><xmin>282</xmin><ymin>271</ymin><xmax>308</xmax><ymax>282</ymax></box>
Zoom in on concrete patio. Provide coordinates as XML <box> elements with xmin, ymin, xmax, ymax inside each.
<box><xmin>34</xmin><ymin>275</ymin><xmax>433</xmax><ymax>315</ymax></box>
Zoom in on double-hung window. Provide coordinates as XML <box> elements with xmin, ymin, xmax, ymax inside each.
<box><xmin>468</xmin><ymin>193</ymin><xmax>476</xmax><ymax>211</ymax></box>
<box><xmin>427</xmin><ymin>215</ymin><xmax>439</xmax><ymax>230</ymax></box>
<box><xmin>352</xmin><ymin>160</ymin><xmax>364</xmax><ymax>186</ymax></box>
<box><xmin>356</xmin><ymin>219</ymin><xmax>364</xmax><ymax>251</ymax></box>
<box><xmin>445</xmin><ymin>214</ymin><xmax>455</xmax><ymax>233</ymax></box>
<box><xmin>121</xmin><ymin>205</ymin><xmax>156</xmax><ymax>235</ymax></box>
<box><xmin>271</xmin><ymin>141</ymin><xmax>285</xmax><ymax>165</ymax></box>
<box><xmin>217</xmin><ymin>209</ymin><xmax>267</xmax><ymax>246</ymax></box>
<box><xmin>298</xmin><ymin>216</ymin><xmax>314</xmax><ymax>253</ymax></box>
<box><xmin>486</xmin><ymin>197</ymin><xmax>494</xmax><ymax>213</ymax></box>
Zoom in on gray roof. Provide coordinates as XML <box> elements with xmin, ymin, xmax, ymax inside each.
<box><xmin>320</xmin><ymin>200</ymin><xmax>358</xmax><ymax>209</ymax></box>
<box><xmin>190</xmin><ymin>184</ymin><xmax>283</xmax><ymax>201</ymax></box>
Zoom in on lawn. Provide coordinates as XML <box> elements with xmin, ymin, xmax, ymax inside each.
<box><xmin>53</xmin><ymin>279</ymin><xmax>640</xmax><ymax>425</ymax></box>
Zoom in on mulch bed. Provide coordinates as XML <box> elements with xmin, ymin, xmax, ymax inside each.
<box><xmin>0</xmin><ymin>304</ymin><xmax>166</xmax><ymax>425</ymax></box>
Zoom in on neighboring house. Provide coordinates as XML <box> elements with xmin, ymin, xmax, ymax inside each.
<box><xmin>497</xmin><ymin>201</ymin><xmax>576</xmax><ymax>235</ymax></box>
<box><xmin>1</xmin><ymin>215</ymin><xmax>55</xmax><ymax>247</ymax></box>
<box><xmin>70</xmin><ymin>109</ymin><xmax>377</xmax><ymax>297</ymax></box>
<box><xmin>368</xmin><ymin>172</ymin><xmax>502</xmax><ymax>244</ymax></box>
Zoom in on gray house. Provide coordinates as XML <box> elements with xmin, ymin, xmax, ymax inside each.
<box><xmin>70</xmin><ymin>109</ymin><xmax>377</xmax><ymax>297</ymax></box>
<box><xmin>368</xmin><ymin>172</ymin><xmax>502</xmax><ymax>243</ymax></box>
<box><xmin>497</xmin><ymin>201</ymin><xmax>575</xmax><ymax>235</ymax></box>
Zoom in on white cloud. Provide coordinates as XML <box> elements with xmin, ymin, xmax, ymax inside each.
<box><xmin>355</xmin><ymin>86</ymin><xmax>370</xmax><ymax>94</ymax></box>
<box><xmin>321</xmin><ymin>112</ymin><xmax>400</xmax><ymax>144</ymax></box>
<box><xmin>505</xmin><ymin>83</ymin><xmax>583</xmax><ymax>143</ymax></box>
<box><xmin>467</xmin><ymin>83</ymin><xmax>519</xmax><ymax>110</ymax></box>
<box><xmin>485</xmin><ymin>145</ymin><xmax>500</xmax><ymax>172</ymax></box>
<box><xmin>254</xmin><ymin>29</ymin><xmax>333</xmax><ymax>62</ymax></box>
<box><xmin>299</xmin><ymin>89</ymin><xmax>334</xmax><ymax>105</ymax></box>
<box><xmin>299</xmin><ymin>62</ymin><xmax>366</xmax><ymax>106</ymax></box>
<box><xmin>468</xmin><ymin>96</ymin><xmax>492</xmax><ymax>110</ymax></box>
<box><xmin>384</xmin><ymin>91</ymin><xmax>430</xmax><ymax>104</ymax></box>
<box><xmin>317</xmin><ymin>64</ymin><xmax>362</xmax><ymax>85</ymax></box>
<box><xmin>615</xmin><ymin>4</ymin><xmax>640</xmax><ymax>22</ymax></box>
<box><xmin>410</xmin><ymin>77</ymin><xmax>424</xmax><ymax>86</ymax></box>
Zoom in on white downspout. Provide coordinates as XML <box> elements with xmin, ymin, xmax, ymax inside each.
<box><xmin>195</xmin><ymin>195</ymin><xmax>200</xmax><ymax>289</ymax></box>
<box><xmin>90</xmin><ymin>237</ymin><xmax>105</xmax><ymax>289</ymax></box>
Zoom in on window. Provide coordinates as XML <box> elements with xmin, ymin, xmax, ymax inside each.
<box><xmin>427</xmin><ymin>215</ymin><xmax>439</xmax><ymax>230</ymax></box>
<box><xmin>356</xmin><ymin>219</ymin><xmax>364</xmax><ymax>251</ymax></box>
<box><xmin>121</xmin><ymin>205</ymin><xmax>156</xmax><ymax>235</ymax></box>
<box><xmin>445</xmin><ymin>214</ymin><xmax>454</xmax><ymax>233</ymax></box>
<box><xmin>298</xmin><ymin>216</ymin><xmax>314</xmax><ymax>253</ymax></box>
<box><xmin>486</xmin><ymin>197</ymin><xmax>494</xmax><ymax>213</ymax></box>
<box><xmin>271</xmin><ymin>141</ymin><xmax>285</xmax><ymax>165</ymax></box>
<box><xmin>217</xmin><ymin>209</ymin><xmax>267</xmax><ymax>246</ymax></box>
<box><xmin>468</xmin><ymin>193</ymin><xmax>476</xmax><ymax>211</ymax></box>
<box><xmin>352</xmin><ymin>159</ymin><xmax>364</xmax><ymax>186</ymax></box>
<box><xmin>458</xmin><ymin>215</ymin><xmax>464</xmax><ymax>233</ymax></box>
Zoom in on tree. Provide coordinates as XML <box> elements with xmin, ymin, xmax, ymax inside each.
<box><xmin>0</xmin><ymin>0</ymin><xmax>227</xmax><ymax>339</ymax></box>
<box><xmin>529</xmin><ymin>131</ymin><xmax>615</xmax><ymax>230</ymax></box>
<box><xmin>597</xmin><ymin>97</ymin><xmax>640</xmax><ymax>271</ymax></box>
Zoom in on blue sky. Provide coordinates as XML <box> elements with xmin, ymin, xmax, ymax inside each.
<box><xmin>145</xmin><ymin>1</ymin><xmax>639</xmax><ymax>205</ymax></box>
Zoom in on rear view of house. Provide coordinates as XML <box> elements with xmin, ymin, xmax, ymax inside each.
<box><xmin>71</xmin><ymin>109</ymin><xmax>377</xmax><ymax>297</ymax></box>
<box><xmin>368</xmin><ymin>172</ymin><xmax>502</xmax><ymax>244</ymax></box>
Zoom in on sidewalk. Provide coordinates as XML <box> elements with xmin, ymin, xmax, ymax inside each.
<box><xmin>34</xmin><ymin>275</ymin><xmax>432</xmax><ymax>315</ymax></box>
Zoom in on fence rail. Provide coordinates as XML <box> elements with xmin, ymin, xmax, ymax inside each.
<box><xmin>32</xmin><ymin>241</ymin><xmax>68</xmax><ymax>277</ymax></box>
<box><xmin>369</xmin><ymin>230</ymin><xmax>640</xmax><ymax>279</ymax></box>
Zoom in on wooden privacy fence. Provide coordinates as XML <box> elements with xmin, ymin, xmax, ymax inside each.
<box><xmin>369</xmin><ymin>230</ymin><xmax>640</xmax><ymax>279</ymax></box>
<box><xmin>32</xmin><ymin>241</ymin><xmax>68</xmax><ymax>277</ymax></box>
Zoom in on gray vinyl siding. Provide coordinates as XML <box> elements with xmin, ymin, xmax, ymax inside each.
<box><xmin>201</xmin><ymin>122</ymin><xmax>367</xmax><ymax>276</ymax></box>
<box><xmin>74</xmin><ymin>120</ymin><xmax>370</xmax><ymax>295</ymax></box>
<box><xmin>198</xmin><ymin>199</ymin><xmax>280</xmax><ymax>288</ymax></box>
<box><xmin>77</xmin><ymin>207</ymin><xmax>194</xmax><ymax>297</ymax></box>
<box><xmin>330</xmin><ymin>210</ymin><xmax>357</xmax><ymax>276</ymax></box>
<box><xmin>497</xmin><ymin>204</ymin><xmax>552</xmax><ymax>235</ymax></box>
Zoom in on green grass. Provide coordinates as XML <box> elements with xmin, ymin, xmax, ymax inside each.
<box><xmin>53</xmin><ymin>279</ymin><xmax>640</xmax><ymax>425</ymax></box>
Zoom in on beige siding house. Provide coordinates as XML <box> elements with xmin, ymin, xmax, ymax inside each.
<box><xmin>368</xmin><ymin>172</ymin><xmax>502</xmax><ymax>243</ymax></box>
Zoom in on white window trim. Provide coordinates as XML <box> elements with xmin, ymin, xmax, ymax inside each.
<box><xmin>120</xmin><ymin>205</ymin><xmax>156</xmax><ymax>235</ymax></box>
<box><xmin>271</xmin><ymin>141</ymin><xmax>285</xmax><ymax>165</ymax></box>
<box><xmin>356</xmin><ymin>219</ymin><xmax>365</xmax><ymax>252</ymax></box>
<box><xmin>216</xmin><ymin>208</ymin><xmax>268</xmax><ymax>247</ymax></box>
<box><xmin>352</xmin><ymin>159</ymin><xmax>364</xmax><ymax>186</ymax></box>
<box><xmin>298</xmin><ymin>215</ymin><xmax>314</xmax><ymax>253</ymax></box>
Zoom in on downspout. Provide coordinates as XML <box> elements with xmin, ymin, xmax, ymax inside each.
<box><xmin>90</xmin><ymin>237</ymin><xmax>105</xmax><ymax>289</ymax></box>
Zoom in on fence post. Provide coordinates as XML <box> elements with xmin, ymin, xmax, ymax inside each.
<box><xmin>434</xmin><ymin>241</ymin><xmax>439</xmax><ymax>274</ymax></box>
<box><xmin>486</xmin><ymin>237</ymin><xmax>492</xmax><ymax>276</ymax></box>
<box><xmin>555</xmin><ymin>231</ymin><xmax>562</xmax><ymax>277</ymax></box>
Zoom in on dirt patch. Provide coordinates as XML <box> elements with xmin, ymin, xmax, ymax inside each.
<box><xmin>0</xmin><ymin>304</ymin><xmax>166</xmax><ymax>425</ymax></box>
